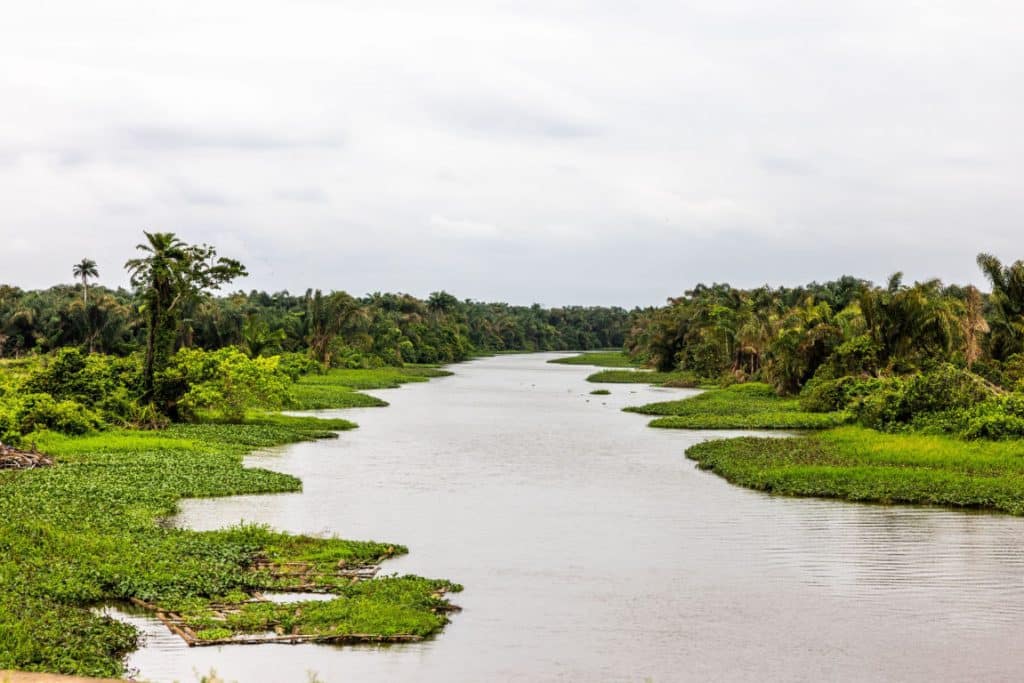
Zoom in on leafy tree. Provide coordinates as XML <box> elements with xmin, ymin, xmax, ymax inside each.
<box><xmin>125</xmin><ymin>232</ymin><xmax>247</xmax><ymax>399</ymax></box>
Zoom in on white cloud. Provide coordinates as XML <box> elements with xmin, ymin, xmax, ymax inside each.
<box><xmin>1</xmin><ymin>0</ymin><xmax>1022</xmax><ymax>306</ymax></box>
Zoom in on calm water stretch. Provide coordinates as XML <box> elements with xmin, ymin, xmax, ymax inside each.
<box><xmin>119</xmin><ymin>354</ymin><xmax>1024</xmax><ymax>682</ymax></box>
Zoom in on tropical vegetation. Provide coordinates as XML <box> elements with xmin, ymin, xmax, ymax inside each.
<box><xmin>605</xmin><ymin>252</ymin><xmax>1024</xmax><ymax>514</ymax></box>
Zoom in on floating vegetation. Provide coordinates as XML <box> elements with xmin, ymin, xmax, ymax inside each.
<box><xmin>625</xmin><ymin>383</ymin><xmax>849</xmax><ymax>429</ymax></box>
<box><xmin>548</xmin><ymin>351</ymin><xmax>638</xmax><ymax>368</ymax></box>
<box><xmin>0</xmin><ymin>412</ymin><xmax>458</xmax><ymax>677</ymax></box>
<box><xmin>686</xmin><ymin>426</ymin><xmax>1024</xmax><ymax>515</ymax></box>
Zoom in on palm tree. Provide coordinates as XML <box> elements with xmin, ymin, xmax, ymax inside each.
<box><xmin>126</xmin><ymin>231</ymin><xmax>246</xmax><ymax>397</ymax></box>
<box><xmin>976</xmin><ymin>252</ymin><xmax>1024</xmax><ymax>360</ymax></box>
<box><xmin>72</xmin><ymin>259</ymin><xmax>99</xmax><ymax>305</ymax></box>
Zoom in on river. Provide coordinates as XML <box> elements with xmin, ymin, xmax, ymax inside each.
<box><xmin>117</xmin><ymin>353</ymin><xmax>1024</xmax><ymax>682</ymax></box>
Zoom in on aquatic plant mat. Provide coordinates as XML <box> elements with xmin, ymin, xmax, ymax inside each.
<box><xmin>0</xmin><ymin>418</ymin><xmax>461</xmax><ymax>677</ymax></box>
<box><xmin>129</xmin><ymin>568</ymin><xmax>462</xmax><ymax>646</ymax></box>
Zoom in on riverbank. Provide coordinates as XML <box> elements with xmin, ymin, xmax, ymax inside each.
<box><xmin>625</xmin><ymin>383</ymin><xmax>849</xmax><ymax>429</ymax></box>
<box><xmin>547</xmin><ymin>352</ymin><xmax>1024</xmax><ymax>516</ymax></box>
<box><xmin>687</xmin><ymin>427</ymin><xmax>1024</xmax><ymax>515</ymax></box>
<box><xmin>0</xmin><ymin>368</ymin><xmax>459</xmax><ymax>678</ymax></box>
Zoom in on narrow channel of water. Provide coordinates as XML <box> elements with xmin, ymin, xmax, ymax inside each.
<box><xmin>124</xmin><ymin>354</ymin><xmax>1024</xmax><ymax>682</ymax></box>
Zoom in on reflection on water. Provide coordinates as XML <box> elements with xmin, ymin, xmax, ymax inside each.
<box><xmin>124</xmin><ymin>354</ymin><xmax>1024</xmax><ymax>682</ymax></box>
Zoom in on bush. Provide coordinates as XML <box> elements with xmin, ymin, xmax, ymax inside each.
<box><xmin>849</xmin><ymin>378</ymin><xmax>907</xmax><ymax>430</ymax></box>
<box><xmin>961</xmin><ymin>393</ymin><xmax>1024</xmax><ymax>439</ymax></box>
<box><xmin>7</xmin><ymin>393</ymin><xmax>103</xmax><ymax>437</ymax></box>
<box><xmin>799</xmin><ymin>376</ymin><xmax>885</xmax><ymax>413</ymax></box>
<box><xmin>901</xmin><ymin>364</ymin><xmax>995</xmax><ymax>415</ymax></box>
<box><xmin>844</xmin><ymin>366</ymin><xmax>996</xmax><ymax>432</ymax></box>
<box><xmin>21</xmin><ymin>350</ymin><xmax>143</xmax><ymax>424</ymax></box>
<box><xmin>161</xmin><ymin>347</ymin><xmax>294</xmax><ymax>422</ymax></box>
<box><xmin>276</xmin><ymin>352</ymin><xmax>321</xmax><ymax>381</ymax></box>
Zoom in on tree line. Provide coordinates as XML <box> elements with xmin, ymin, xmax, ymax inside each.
<box><xmin>625</xmin><ymin>254</ymin><xmax>1024</xmax><ymax>394</ymax></box>
<box><xmin>0</xmin><ymin>232</ymin><xmax>631</xmax><ymax>370</ymax></box>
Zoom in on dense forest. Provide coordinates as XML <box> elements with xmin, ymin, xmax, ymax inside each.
<box><xmin>0</xmin><ymin>232</ymin><xmax>630</xmax><ymax>442</ymax></box>
<box><xmin>623</xmin><ymin>253</ymin><xmax>1024</xmax><ymax>439</ymax></box>
<box><xmin>1</xmin><ymin>270</ymin><xmax>629</xmax><ymax>365</ymax></box>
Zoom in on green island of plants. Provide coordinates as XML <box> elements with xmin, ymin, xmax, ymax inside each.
<box><xmin>547</xmin><ymin>350</ymin><xmax>638</xmax><ymax>368</ymax></box>
<box><xmin>585</xmin><ymin>369</ymin><xmax>703</xmax><ymax>388</ymax></box>
<box><xmin>625</xmin><ymin>383</ymin><xmax>850</xmax><ymax>430</ymax></box>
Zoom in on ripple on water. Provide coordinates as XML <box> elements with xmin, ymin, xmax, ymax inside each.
<box><xmin>125</xmin><ymin>354</ymin><xmax>1024</xmax><ymax>682</ymax></box>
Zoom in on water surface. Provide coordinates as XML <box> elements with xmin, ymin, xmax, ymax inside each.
<box><xmin>125</xmin><ymin>354</ymin><xmax>1024</xmax><ymax>682</ymax></box>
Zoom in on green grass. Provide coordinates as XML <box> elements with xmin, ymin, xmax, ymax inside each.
<box><xmin>686</xmin><ymin>426</ymin><xmax>1024</xmax><ymax>514</ymax></box>
<box><xmin>179</xmin><ymin>575</ymin><xmax>460</xmax><ymax>641</ymax></box>
<box><xmin>590</xmin><ymin>389</ymin><xmax>611</xmax><ymax>395</ymax></box>
<box><xmin>548</xmin><ymin>351</ymin><xmax>638</xmax><ymax>368</ymax></box>
<box><xmin>624</xmin><ymin>383</ymin><xmax>849</xmax><ymax>429</ymax></box>
<box><xmin>290</xmin><ymin>366</ymin><xmax>452</xmax><ymax>410</ymax></box>
<box><xmin>585</xmin><ymin>369</ymin><xmax>702</xmax><ymax>388</ymax></box>
<box><xmin>0</xmin><ymin>372</ymin><xmax>458</xmax><ymax>677</ymax></box>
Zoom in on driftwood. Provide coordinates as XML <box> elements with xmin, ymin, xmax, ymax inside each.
<box><xmin>0</xmin><ymin>443</ymin><xmax>53</xmax><ymax>470</ymax></box>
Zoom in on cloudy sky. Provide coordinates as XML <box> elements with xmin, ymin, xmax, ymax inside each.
<box><xmin>2</xmin><ymin>1</ymin><xmax>1022</xmax><ymax>306</ymax></box>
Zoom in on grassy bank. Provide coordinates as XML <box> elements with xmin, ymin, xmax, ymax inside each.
<box><xmin>585</xmin><ymin>369</ymin><xmax>704</xmax><ymax>387</ymax></box>
<box><xmin>686</xmin><ymin>427</ymin><xmax>1024</xmax><ymax>514</ymax></box>
<box><xmin>547</xmin><ymin>351</ymin><xmax>638</xmax><ymax>368</ymax></box>
<box><xmin>290</xmin><ymin>366</ymin><xmax>452</xmax><ymax>410</ymax></box>
<box><xmin>625</xmin><ymin>383</ymin><xmax>849</xmax><ymax>429</ymax></box>
<box><xmin>0</xmin><ymin>373</ymin><xmax>459</xmax><ymax>678</ymax></box>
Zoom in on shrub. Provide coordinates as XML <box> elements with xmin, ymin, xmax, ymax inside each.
<box><xmin>846</xmin><ymin>366</ymin><xmax>996</xmax><ymax>432</ymax></box>
<box><xmin>161</xmin><ymin>347</ymin><xmax>293</xmax><ymax>422</ymax></box>
<box><xmin>799</xmin><ymin>376</ymin><xmax>885</xmax><ymax>413</ymax></box>
<box><xmin>849</xmin><ymin>378</ymin><xmax>907</xmax><ymax>430</ymax></box>
<box><xmin>961</xmin><ymin>393</ymin><xmax>1024</xmax><ymax>439</ymax></box>
<box><xmin>8</xmin><ymin>393</ymin><xmax>103</xmax><ymax>437</ymax></box>
<box><xmin>276</xmin><ymin>352</ymin><xmax>321</xmax><ymax>381</ymax></box>
<box><xmin>901</xmin><ymin>364</ymin><xmax>995</xmax><ymax>415</ymax></box>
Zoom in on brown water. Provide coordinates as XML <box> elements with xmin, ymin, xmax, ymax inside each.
<box><xmin>120</xmin><ymin>354</ymin><xmax>1024</xmax><ymax>682</ymax></box>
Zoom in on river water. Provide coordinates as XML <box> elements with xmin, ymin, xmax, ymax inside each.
<box><xmin>121</xmin><ymin>354</ymin><xmax>1024</xmax><ymax>682</ymax></box>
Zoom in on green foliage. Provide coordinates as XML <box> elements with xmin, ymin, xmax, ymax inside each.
<box><xmin>0</xmin><ymin>416</ymin><xmax>457</xmax><ymax>677</ymax></box>
<box><xmin>125</xmin><ymin>231</ymin><xmax>248</xmax><ymax>397</ymax></box>
<box><xmin>622</xmin><ymin>260</ymin><xmax>1021</xmax><ymax>395</ymax></box>
<box><xmin>161</xmin><ymin>347</ymin><xmax>293</xmax><ymax>422</ymax></box>
<box><xmin>547</xmin><ymin>351</ymin><xmax>637</xmax><ymax>367</ymax></box>
<box><xmin>799</xmin><ymin>376</ymin><xmax>888</xmax><ymax>413</ymax></box>
<box><xmin>11</xmin><ymin>393</ymin><xmax>103</xmax><ymax>437</ymax></box>
<box><xmin>686</xmin><ymin>427</ymin><xmax>1024</xmax><ymax>515</ymax></box>
<box><xmin>180</xmin><ymin>576</ymin><xmax>461</xmax><ymax>641</ymax></box>
<box><xmin>276</xmin><ymin>351</ymin><xmax>321</xmax><ymax>380</ymax></box>
<box><xmin>847</xmin><ymin>365</ymin><xmax>997</xmax><ymax>432</ymax></box>
<box><xmin>288</xmin><ymin>366</ymin><xmax>452</xmax><ymax>410</ymax></box>
<box><xmin>590</xmin><ymin>389</ymin><xmax>611</xmax><ymax>395</ymax></box>
<box><xmin>626</xmin><ymin>383</ymin><xmax>850</xmax><ymax>430</ymax></box>
<box><xmin>586</xmin><ymin>369</ymin><xmax>699</xmax><ymax>387</ymax></box>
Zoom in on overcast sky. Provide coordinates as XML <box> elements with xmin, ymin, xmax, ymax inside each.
<box><xmin>2</xmin><ymin>1</ymin><xmax>1022</xmax><ymax>307</ymax></box>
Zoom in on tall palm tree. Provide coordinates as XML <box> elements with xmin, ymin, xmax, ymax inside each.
<box><xmin>72</xmin><ymin>258</ymin><xmax>99</xmax><ymax>305</ymax></box>
<box><xmin>126</xmin><ymin>232</ymin><xmax>188</xmax><ymax>392</ymax></box>
<box><xmin>976</xmin><ymin>252</ymin><xmax>1024</xmax><ymax>360</ymax></box>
